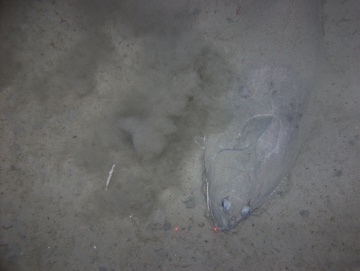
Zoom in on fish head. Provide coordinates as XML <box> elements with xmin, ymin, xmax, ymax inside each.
<box><xmin>209</xmin><ymin>191</ymin><xmax>252</xmax><ymax>231</ymax></box>
<box><xmin>206</xmin><ymin>151</ymin><xmax>255</xmax><ymax>231</ymax></box>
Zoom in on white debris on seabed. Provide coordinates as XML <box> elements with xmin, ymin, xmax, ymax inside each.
<box><xmin>105</xmin><ymin>164</ymin><xmax>116</xmax><ymax>190</ymax></box>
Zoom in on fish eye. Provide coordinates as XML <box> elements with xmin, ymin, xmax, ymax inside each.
<box><xmin>221</xmin><ymin>198</ymin><xmax>231</xmax><ymax>211</ymax></box>
<box><xmin>241</xmin><ymin>205</ymin><xmax>251</xmax><ymax>217</ymax></box>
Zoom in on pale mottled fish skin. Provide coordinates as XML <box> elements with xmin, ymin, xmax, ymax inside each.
<box><xmin>204</xmin><ymin>67</ymin><xmax>309</xmax><ymax>231</ymax></box>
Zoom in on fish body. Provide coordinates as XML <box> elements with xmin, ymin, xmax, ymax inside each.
<box><xmin>204</xmin><ymin>67</ymin><xmax>308</xmax><ymax>231</ymax></box>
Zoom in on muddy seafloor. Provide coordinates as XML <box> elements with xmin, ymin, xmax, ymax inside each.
<box><xmin>1</xmin><ymin>1</ymin><xmax>360</xmax><ymax>270</ymax></box>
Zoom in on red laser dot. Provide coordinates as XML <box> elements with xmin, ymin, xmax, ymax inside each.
<box><xmin>174</xmin><ymin>227</ymin><xmax>179</xmax><ymax>231</ymax></box>
<box><xmin>213</xmin><ymin>227</ymin><xmax>218</xmax><ymax>232</ymax></box>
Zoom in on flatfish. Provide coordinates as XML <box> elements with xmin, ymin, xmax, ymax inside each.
<box><xmin>204</xmin><ymin>66</ymin><xmax>309</xmax><ymax>231</ymax></box>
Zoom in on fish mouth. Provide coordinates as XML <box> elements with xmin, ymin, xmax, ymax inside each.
<box><xmin>208</xmin><ymin>204</ymin><xmax>234</xmax><ymax>231</ymax></box>
<box><xmin>211</xmin><ymin>210</ymin><xmax>240</xmax><ymax>231</ymax></box>
<box><xmin>209</xmin><ymin>201</ymin><xmax>252</xmax><ymax>231</ymax></box>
